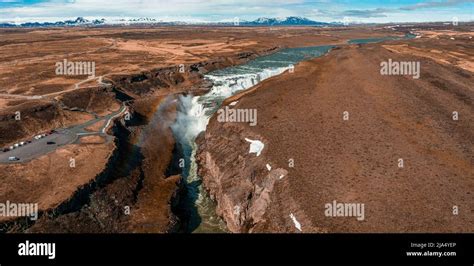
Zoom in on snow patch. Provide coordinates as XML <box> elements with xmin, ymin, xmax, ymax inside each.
<box><xmin>233</xmin><ymin>205</ymin><xmax>240</xmax><ymax>216</ymax></box>
<box><xmin>290</xmin><ymin>213</ymin><xmax>302</xmax><ymax>232</ymax></box>
<box><xmin>244</xmin><ymin>138</ymin><xmax>264</xmax><ymax>156</ymax></box>
<box><xmin>266</xmin><ymin>164</ymin><xmax>272</xmax><ymax>171</ymax></box>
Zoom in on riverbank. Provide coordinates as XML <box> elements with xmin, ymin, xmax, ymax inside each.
<box><xmin>1</xmin><ymin>25</ymin><xmax>455</xmax><ymax>233</ymax></box>
<box><xmin>196</xmin><ymin>35</ymin><xmax>474</xmax><ymax>232</ymax></box>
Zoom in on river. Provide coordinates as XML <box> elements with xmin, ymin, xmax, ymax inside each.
<box><xmin>171</xmin><ymin>45</ymin><xmax>333</xmax><ymax>233</ymax></box>
<box><xmin>171</xmin><ymin>33</ymin><xmax>416</xmax><ymax>233</ymax></box>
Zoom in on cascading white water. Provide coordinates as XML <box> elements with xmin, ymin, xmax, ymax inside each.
<box><xmin>172</xmin><ymin>95</ymin><xmax>208</xmax><ymax>142</ymax></box>
<box><xmin>173</xmin><ymin>65</ymin><xmax>293</xmax><ymax>145</ymax></box>
<box><xmin>171</xmin><ymin>67</ymin><xmax>292</xmax><ymax>232</ymax></box>
<box><xmin>171</xmin><ymin>95</ymin><xmax>224</xmax><ymax>232</ymax></box>
<box><xmin>204</xmin><ymin>66</ymin><xmax>290</xmax><ymax>98</ymax></box>
<box><xmin>171</xmin><ymin>45</ymin><xmax>334</xmax><ymax>232</ymax></box>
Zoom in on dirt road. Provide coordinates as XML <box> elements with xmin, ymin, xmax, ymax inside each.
<box><xmin>0</xmin><ymin>104</ymin><xmax>126</xmax><ymax>163</ymax></box>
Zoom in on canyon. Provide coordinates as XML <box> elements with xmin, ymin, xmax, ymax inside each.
<box><xmin>196</xmin><ymin>28</ymin><xmax>473</xmax><ymax>233</ymax></box>
<box><xmin>1</xmin><ymin>24</ymin><xmax>472</xmax><ymax>233</ymax></box>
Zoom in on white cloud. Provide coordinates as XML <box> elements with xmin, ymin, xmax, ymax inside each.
<box><xmin>0</xmin><ymin>0</ymin><xmax>472</xmax><ymax>23</ymax></box>
<box><xmin>0</xmin><ymin>0</ymin><xmax>306</xmax><ymax>22</ymax></box>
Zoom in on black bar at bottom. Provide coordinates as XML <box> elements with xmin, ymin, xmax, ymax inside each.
<box><xmin>0</xmin><ymin>233</ymin><xmax>472</xmax><ymax>265</ymax></box>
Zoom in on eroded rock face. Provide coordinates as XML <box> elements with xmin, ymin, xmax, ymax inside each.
<box><xmin>197</xmin><ymin>41</ymin><xmax>474</xmax><ymax>233</ymax></box>
<box><xmin>196</xmin><ymin>123</ymin><xmax>287</xmax><ymax>233</ymax></box>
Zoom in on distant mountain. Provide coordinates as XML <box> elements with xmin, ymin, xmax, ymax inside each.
<box><xmin>243</xmin><ymin>16</ymin><xmax>330</xmax><ymax>26</ymax></box>
<box><xmin>0</xmin><ymin>17</ymin><xmax>106</xmax><ymax>27</ymax></box>
<box><xmin>122</xmin><ymin>17</ymin><xmax>157</xmax><ymax>22</ymax></box>
<box><xmin>0</xmin><ymin>23</ymin><xmax>15</xmax><ymax>27</ymax></box>
<box><xmin>0</xmin><ymin>16</ymin><xmax>333</xmax><ymax>28</ymax></box>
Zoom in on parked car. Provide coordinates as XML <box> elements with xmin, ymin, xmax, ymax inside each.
<box><xmin>8</xmin><ymin>156</ymin><xmax>20</xmax><ymax>161</ymax></box>
<box><xmin>2</xmin><ymin>148</ymin><xmax>8</xmax><ymax>152</ymax></box>
<box><xmin>46</xmin><ymin>141</ymin><xmax>56</xmax><ymax>145</ymax></box>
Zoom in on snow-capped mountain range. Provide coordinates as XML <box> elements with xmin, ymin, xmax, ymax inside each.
<box><xmin>0</xmin><ymin>16</ymin><xmax>339</xmax><ymax>27</ymax></box>
<box><xmin>0</xmin><ymin>17</ymin><xmax>106</xmax><ymax>27</ymax></box>
<box><xmin>243</xmin><ymin>16</ymin><xmax>331</xmax><ymax>26</ymax></box>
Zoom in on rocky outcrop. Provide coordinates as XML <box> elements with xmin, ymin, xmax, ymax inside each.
<box><xmin>58</xmin><ymin>86</ymin><xmax>120</xmax><ymax>115</ymax></box>
<box><xmin>110</xmin><ymin>47</ymin><xmax>279</xmax><ymax>98</ymax></box>
<box><xmin>0</xmin><ymin>46</ymin><xmax>282</xmax><ymax>233</ymax></box>
<box><xmin>7</xmin><ymin>96</ymin><xmax>182</xmax><ymax>233</ymax></box>
<box><xmin>112</xmin><ymin>66</ymin><xmax>192</xmax><ymax>96</ymax></box>
<box><xmin>0</xmin><ymin>100</ymin><xmax>91</xmax><ymax>146</ymax></box>
<box><xmin>196</xmin><ymin>121</ymin><xmax>288</xmax><ymax>233</ymax></box>
<box><xmin>197</xmin><ymin>42</ymin><xmax>474</xmax><ymax>233</ymax></box>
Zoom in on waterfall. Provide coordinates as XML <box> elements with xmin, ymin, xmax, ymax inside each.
<box><xmin>170</xmin><ymin>45</ymin><xmax>333</xmax><ymax>232</ymax></box>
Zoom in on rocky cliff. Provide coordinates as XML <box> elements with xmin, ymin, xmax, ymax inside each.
<box><xmin>195</xmin><ymin>108</ymin><xmax>314</xmax><ymax>233</ymax></box>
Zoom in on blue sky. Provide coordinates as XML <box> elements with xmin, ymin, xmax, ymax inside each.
<box><xmin>0</xmin><ymin>0</ymin><xmax>472</xmax><ymax>23</ymax></box>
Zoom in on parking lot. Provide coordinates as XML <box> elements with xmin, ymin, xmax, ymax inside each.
<box><xmin>0</xmin><ymin>129</ymin><xmax>77</xmax><ymax>163</ymax></box>
<box><xmin>0</xmin><ymin>104</ymin><xmax>126</xmax><ymax>164</ymax></box>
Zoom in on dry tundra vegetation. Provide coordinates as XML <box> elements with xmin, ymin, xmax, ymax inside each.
<box><xmin>0</xmin><ymin>23</ymin><xmax>472</xmax><ymax>233</ymax></box>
